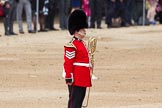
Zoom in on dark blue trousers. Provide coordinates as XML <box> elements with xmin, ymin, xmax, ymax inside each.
<box><xmin>68</xmin><ymin>85</ymin><xmax>86</xmax><ymax>108</ymax></box>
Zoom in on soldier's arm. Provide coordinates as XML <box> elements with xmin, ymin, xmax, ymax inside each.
<box><xmin>63</xmin><ymin>43</ymin><xmax>76</xmax><ymax>84</ymax></box>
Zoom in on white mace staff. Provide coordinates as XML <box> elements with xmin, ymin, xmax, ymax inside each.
<box><xmin>82</xmin><ymin>37</ymin><xmax>97</xmax><ymax>108</ymax></box>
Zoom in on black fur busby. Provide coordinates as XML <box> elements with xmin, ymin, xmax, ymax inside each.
<box><xmin>68</xmin><ymin>9</ymin><xmax>88</xmax><ymax>35</ymax></box>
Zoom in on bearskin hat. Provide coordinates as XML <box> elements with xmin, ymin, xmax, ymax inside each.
<box><xmin>68</xmin><ymin>9</ymin><xmax>88</xmax><ymax>35</ymax></box>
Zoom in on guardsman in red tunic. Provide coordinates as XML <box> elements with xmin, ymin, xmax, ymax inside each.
<box><xmin>63</xmin><ymin>9</ymin><xmax>92</xmax><ymax>108</ymax></box>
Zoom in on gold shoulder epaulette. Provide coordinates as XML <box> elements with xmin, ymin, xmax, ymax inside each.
<box><xmin>64</xmin><ymin>42</ymin><xmax>76</xmax><ymax>49</ymax></box>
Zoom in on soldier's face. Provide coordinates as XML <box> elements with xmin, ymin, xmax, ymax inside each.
<box><xmin>78</xmin><ymin>29</ymin><xmax>86</xmax><ymax>38</ymax></box>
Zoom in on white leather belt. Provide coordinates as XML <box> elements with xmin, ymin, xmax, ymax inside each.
<box><xmin>73</xmin><ymin>62</ymin><xmax>90</xmax><ymax>67</ymax></box>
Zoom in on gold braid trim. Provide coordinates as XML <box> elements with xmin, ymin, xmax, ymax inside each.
<box><xmin>64</xmin><ymin>42</ymin><xmax>76</xmax><ymax>49</ymax></box>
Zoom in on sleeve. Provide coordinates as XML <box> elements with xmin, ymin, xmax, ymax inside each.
<box><xmin>63</xmin><ymin>46</ymin><xmax>76</xmax><ymax>79</ymax></box>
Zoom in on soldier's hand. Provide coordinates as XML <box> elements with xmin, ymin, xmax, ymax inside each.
<box><xmin>67</xmin><ymin>82</ymin><xmax>73</xmax><ymax>86</ymax></box>
<box><xmin>65</xmin><ymin>78</ymin><xmax>73</xmax><ymax>85</ymax></box>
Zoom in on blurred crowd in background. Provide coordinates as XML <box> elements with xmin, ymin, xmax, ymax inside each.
<box><xmin>0</xmin><ymin>0</ymin><xmax>162</xmax><ymax>36</ymax></box>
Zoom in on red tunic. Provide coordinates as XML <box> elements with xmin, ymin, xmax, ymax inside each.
<box><xmin>63</xmin><ymin>37</ymin><xmax>92</xmax><ymax>87</ymax></box>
